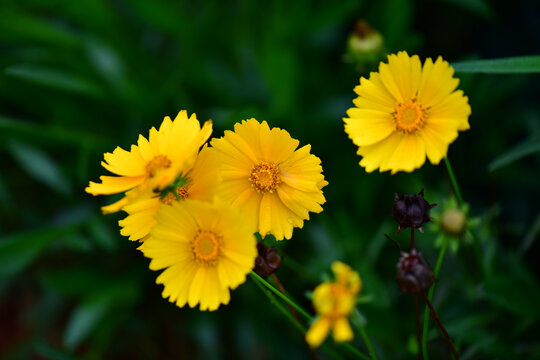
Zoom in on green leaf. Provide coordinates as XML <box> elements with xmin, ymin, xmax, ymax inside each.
<box><xmin>40</xmin><ymin>266</ymin><xmax>115</xmax><ymax>297</ymax></box>
<box><xmin>7</xmin><ymin>140</ymin><xmax>72</xmax><ymax>195</ymax></box>
<box><xmin>452</xmin><ymin>56</ymin><xmax>540</xmax><ymax>74</ymax></box>
<box><xmin>488</xmin><ymin>135</ymin><xmax>540</xmax><ymax>171</ymax></box>
<box><xmin>480</xmin><ymin>254</ymin><xmax>540</xmax><ymax>319</ymax></box>
<box><xmin>63</xmin><ymin>280</ymin><xmax>139</xmax><ymax>349</ymax></box>
<box><xmin>87</xmin><ymin>217</ymin><xmax>118</xmax><ymax>252</ymax></box>
<box><xmin>0</xmin><ymin>10</ymin><xmax>79</xmax><ymax>47</ymax></box>
<box><xmin>0</xmin><ymin>227</ymin><xmax>75</xmax><ymax>278</ymax></box>
<box><xmin>0</xmin><ymin>115</ymin><xmax>112</xmax><ymax>150</ymax></box>
<box><xmin>84</xmin><ymin>37</ymin><xmax>127</xmax><ymax>93</ymax></box>
<box><xmin>436</xmin><ymin>0</ymin><xmax>493</xmax><ymax>18</ymax></box>
<box><xmin>33</xmin><ymin>340</ymin><xmax>80</xmax><ymax>360</ymax></box>
<box><xmin>63</xmin><ymin>294</ymin><xmax>111</xmax><ymax>350</ymax></box>
<box><xmin>5</xmin><ymin>65</ymin><xmax>102</xmax><ymax>96</ymax></box>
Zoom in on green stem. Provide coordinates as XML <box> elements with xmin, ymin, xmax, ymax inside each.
<box><xmin>252</xmin><ymin>273</ymin><xmax>305</xmax><ymax>333</ymax></box>
<box><xmin>342</xmin><ymin>342</ymin><xmax>372</xmax><ymax>360</ymax></box>
<box><xmin>250</xmin><ymin>271</ymin><xmax>371</xmax><ymax>360</ymax></box>
<box><xmin>250</xmin><ymin>271</ymin><xmax>312</xmax><ymax>320</ymax></box>
<box><xmin>356</xmin><ymin>322</ymin><xmax>378</xmax><ymax>360</ymax></box>
<box><xmin>421</xmin><ymin>239</ymin><xmax>449</xmax><ymax>359</ymax></box>
<box><xmin>443</xmin><ymin>157</ymin><xmax>464</xmax><ymax>206</ymax></box>
<box><xmin>251</xmin><ymin>275</ymin><xmax>345</xmax><ymax>360</ymax></box>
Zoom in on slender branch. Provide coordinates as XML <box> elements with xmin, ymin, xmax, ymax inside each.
<box><xmin>421</xmin><ymin>239</ymin><xmax>449</xmax><ymax>359</ymax></box>
<box><xmin>411</xmin><ymin>227</ymin><xmax>415</xmax><ymax>250</ymax></box>
<box><xmin>443</xmin><ymin>157</ymin><xmax>464</xmax><ymax>207</ymax></box>
<box><xmin>421</xmin><ymin>292</ymin><xmax>459</xmax><ymax>360</ymax></box>
<box><xmin>385</xmin><ymin>233</ymin><xmax>402</xmax><ymax>251</ymax></box>
<box><xmin>414</xmin><ymin>295</ymin><xmax>423</xmax><ymax>360</ymax></box>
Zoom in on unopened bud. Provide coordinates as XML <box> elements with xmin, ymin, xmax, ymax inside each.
<box><xmin>440</xmin><ymin>209</ymin><xmax>467</xmax><ymax>236</ymax></box>
<box><xmin>396</xmin><ymin>249</ymin><xmax>434</xmax><ymax>294</ymax></box>
<box><xmin>344</xmin><ymin>20</ymin><xmax>384</xmax><ymax>71</ymax></box>
<box><xmin>392</xmin><ymin>189</ymin><xmax>436</xmax><ymax>233</ymax></box>
<box><xmin>253</xmin><ymin>242</ymin><xmax>282</xmax><ymax>277</ymax></box>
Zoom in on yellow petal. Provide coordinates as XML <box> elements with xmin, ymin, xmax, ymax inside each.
<box><xmin>85</xmin><ymin>175</ymin><xmax>144</xmax><ymax>196</ymax></box>
<box><xmin>417</xmin><ymin>56</ymin><xmax>459</xmax><ymax>108</ymax></box>
<box><xmin>344</xmin><ymin>109</ymin><xmax>395</xmax><ymax>147</ymax></box>
<box><xmin>306</xmin><ymin>317</ymin><xmax>331</xmax><ymax>348</ymax></box>
<box><xmin>356</xmin><ymin>131</ymin><xmax>402</xmax><ymax>173</ymax></box>
<box><xmin>380</xmin><ymin>134</ymin><xmax>426</xmax><ymax>174</ymax></box>
<box><xmin>332</xmin><ymin>317</ymin><xmax>354</xmax><ymax>342</ymax></box>
<box><xmin>101</xmin><ymin>146</ymin><xmax>146</xmax><ymax>176</ymax></box>
<box><xmin>187</xmin><ymin>266</ymin><xmax>206</xmax><ymax>308</ymax></box>
<box><xmin>379</xmin><ymin>60</ymin><xmax>404</xmax><ymax>103</ymax></box>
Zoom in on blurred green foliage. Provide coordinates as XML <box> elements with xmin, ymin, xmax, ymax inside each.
<box><xmin>1</xmin><ymin>0</ymin><xmax>539</xmax><ymax>359</ymax></box>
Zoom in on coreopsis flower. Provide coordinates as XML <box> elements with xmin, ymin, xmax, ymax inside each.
<box><xmin>139</xmin><ymin>199</ymin><xmax>257</xmax><ymax>311</ymax></box>
<box><xmin>306</xmin><ymin>262</ymin><xmax>362</xmax><ymax>348</ymax></box>
<box><xmin>344</xmin><ymin>51</ymin><xmax>471</xmax><ymax>174</ymax></box>
<box><xmin>118</xmin><ymin>146</ymin><xmax>221</xmax><ymax>241</ymax></box>
<box><xmin>210</xmin><ymin>119</ymin><xmax>328</xmax><ymax>240</ymax></box>
<box><xmin>86</xmin><ymin>110</ymin><xmax>212</xmax><ymax>213</ymax></box>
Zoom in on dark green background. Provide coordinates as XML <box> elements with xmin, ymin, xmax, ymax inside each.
<box><xmin>1</xmin><ymin>0</ymin><xmax>539</xmax><ymax>359</ymax></box>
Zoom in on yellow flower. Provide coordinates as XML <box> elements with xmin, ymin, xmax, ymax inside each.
<box><xmin>344</xmin><ymin>51</ymin><xmax>471</xmax><ymax>174</ymax></box>
<box><xmin>139</xmin><ymin>199</ymin><xmax>257</xmax><ymax>311</ymax></box>
<box><xmin>210</xmin><ymin>119</ymin><xmax>328</xmax><ymax>240</ymax></box>
<box><xmin>118</xmin><ymin>146</ymin><xmax>221</xmax><ymax>241</ymax></box>
<box><xmin>306</xmin><ymin>262</ymin><xmax>361</xmax><ymax>348</ymax></box>
<box><xmin>86</xmin><ymin>110</ymin><xmax>212</xmax><ymax>213</ymax></box>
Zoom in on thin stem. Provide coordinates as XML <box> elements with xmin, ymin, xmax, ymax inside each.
<box><xmin>250</xmin><ymin>271</ymin><xmax>312</xmax><ymax>320</ymax></box>
<box><xmin>342</xmin><ymin>342</ymin><xmax>372</xmax><ymax>360</ymax></box>
<box><xmin>411</xmin><ymin>227</ymin><xmax>415</xmax><ymax>249</ymax></box>
<box><xmin>251</xmin><ymin>276</ymin><xmax>343</xmax><ymax>360</ymax></box>
<box><xmin>421</xmin><ymin>292</ymin><xmax>459</xmax><ymax>360</ymax></box>
<box><xmin>421</xmin><ymin>239</ymin><xmax>449</xmax><ymax>359</ymax></box>
<box><xmin>443</xmin><ymin>157</ymin><xmax>464</xmax><ymax>207</ymax></box>
<box><xmin>414</xmin><ymin>295</ymin><xmax>423</xmax><ymax>360</ymax></box>
<box><xmin>252</xmin><ymin>274</ymin><xmax>305</xmax><ymax>333</ymax></box>
<box><xmin>271</xmin><ymin>273</ymin><xmax>300</xmax><ymax>321</ymax></box>
<box><xmin>251</xmin><ymin>271</ymin><xmax>371</xmax><ymax>360</ymax></box>
<box><xmin>385</xmin><ymin>233</ymin><xmax>402</xmax><ymax>251</ymax></box>
<box><xmin>356</xmin><ymin>321</ymin><xmax>378</xmax><ymax>360</ymax></box>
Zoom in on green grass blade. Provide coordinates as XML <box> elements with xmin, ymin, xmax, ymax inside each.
<box><xmin>489</xmin><ymin>135</ymin><xmax>540</xmax><ymax>171</ymax></box>
<box><xmin>452</xmin><ymin>56</ymin><xmax>540</xmax><ymax>73</ymax></box>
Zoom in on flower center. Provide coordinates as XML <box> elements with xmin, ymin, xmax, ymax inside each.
<box><xmin>160</xmin><ymin>184</ymin><xmax>190</xmax><ymax>205</ymax></box>
<box><xmin>145</xmin><ymin>155</ymin><xmax>172</xmax><ymax>178</ymax></box>
<box><xmin>393</xmin><ymin>99</ymin><xmax>427</xmax><ymax>133</ymax></box>
<box><xmin>249</xmin><ymin>161</ymin><xmax>281</xmax><ymax>193</ymax></box>
<box><xmin>319</xmin><ymin>283</ymin><xmax>354</xmax><ymax>318</ymax></box>
<box><xmin>192</xmin><ymin>230</ymin><xmax>221</xmax><ymax>264</ymax></box>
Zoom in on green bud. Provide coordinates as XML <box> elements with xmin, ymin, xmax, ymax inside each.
<box><xmin>440</xmin><ymin>209</ymin><xmax>467</xmax><ymax>236</ymax></box>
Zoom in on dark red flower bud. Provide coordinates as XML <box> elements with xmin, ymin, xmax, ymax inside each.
<box><xmin>253</xmin><ymin>242</ymin><xmax>282</xmax><ymax>277</ymax></box>
<box><xmin>392</xmin><ymin>189</ymin><xmax>436</xmax><ymax>233</ymax></box>
<box><xmin>396</xmin><ymin>249</ymin><xmax>434</xmax><ymax>294</ymax></box>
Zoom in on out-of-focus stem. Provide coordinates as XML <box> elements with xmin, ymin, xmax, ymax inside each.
<box><xmin>421</xmin><ymin>239</ymin><xmax>448</xmax><ymax>359</ymax></box>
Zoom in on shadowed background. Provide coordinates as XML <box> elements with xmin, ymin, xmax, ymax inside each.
<box><xmin>1</xmin><ymin>0</ymin><xmax>539</xmax><ymax>359</ymax></box>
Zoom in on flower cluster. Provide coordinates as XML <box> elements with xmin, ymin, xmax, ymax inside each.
<box><xmin>306</xmin><ymin>262</ymin><xmax>362</xmax><ymax>348</ymax></box>
<box><xmin>86</xmin><ymin>111</ymin><xmax>327</xmax><ymax>310</ymax></box>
